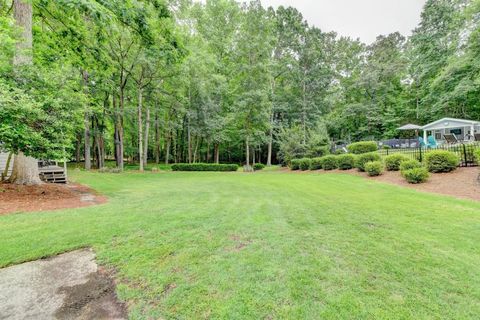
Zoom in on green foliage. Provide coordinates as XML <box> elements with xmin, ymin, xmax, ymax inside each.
<box><xmin>356</xmin><ymin>152</ymin><xmax>382</xmax><ymax>172</ymax></box>
<box><xmin>425</xmin><ymin>150</ymin><xmax>460</xmax><ymax>173</ymax></box>
<box><xmin>253</xmin><ymin>163</ymin><xmax>265</xmax><ymax>171</ymax></box>
<box><xmin>365</xmin><ymin>161</ymin><xmax>384</xmax><ymax>176</ymax></box>
<box><xmin>337</xmin><ymin>154</ymin><xmax>356</xmax><ymax>170</ymax></box>
<box><xmin>400</xmin><ymin>160</ymin><xmax>423</xmax><ymax>174</ymax></box>
<box><xmin>403</xmin><ymin>167</ymin><xmax>430</xmax><ymax>184</ymax></box>
<box><xmin>299</xmin><ymin>158</ymin><xmax>312</xmax><ymax>171</ymax></box>
<box><xmin>347</xmin><ymin>141</ymin><xmax>378</xmax><ymax>154</ymax></box>
<box><xmin>384</xmin><ymin>154</ymin><xmax>410</xmax><ymax>171</ymax></box>
<box><xmin>171</xmin><ymin>163</ymin><xmax>238</xmax><ymax>172</ymax></box>
<box><xmin>475</xmin><ymin>149</ymin><xmax>480</xmax><ymax>165</ymax></box>
<box><xmin>289</xmin><ymin>159</ymin><xmax>301</xmax><ymax>170</ymax></box>
<box><xmin>309</xmin><ymin>158</ymin><xmax>323</xmax><ymax>170</ymax></box>
<box><xmin>321</xmin><ymin>155</ymin><xmax>338</xmax><ymax>171</ymax></box>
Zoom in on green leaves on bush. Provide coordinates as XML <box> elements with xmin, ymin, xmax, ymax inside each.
<box><xmin>253</xmin><ymin>163</ymin><xmax>266</xmax><ymax>171</ymax></box>
<box><xmin>425</xmin><ymin>150</ymin><xmax>460</xmax><ymax>173</ymax></box>
<box><xmin>364</xmin><ymin>161</ymin><xmax>384</xmax><ymax>176</ymax></box>
<box><xmin>337</xmin><ymin>154</ymin><xmax>356</xmax><ymax>170</ymax></box>
<box><xmin>299</xmin><ymin>158</ymin><xmax>312</xmax><ymax>171</ymax></box>
<box><xmin>399</xmin><ymin>160</ymin><xmax>423</xmax><ymax>172</ymax></box>
<box><xmin>310</xmin><ymin>158</ymin><xmax>323</xmax><ymax>170</ymax></box>
<box><xmin>384</xmin><ymin>154</ymin><xmax>410</xmax><ymax>171</ymax></box>
<box><xmin>356</xmin><ymin>152</ymin><xmax>382</xmax><ymax>171</ymax></box>
<box><xmin>403</xmin><ymin>167</ymin><xmax>430</xmax><ymax>184</ymax></box>
<box><xmin>289</xmin><ymin>159</ymin><xmax>301</xmax><ymax>170</ymax></box>
<box><xmin>474</xmin><ymin>149</ymin><xmax>480</xmax><ymax>165</ymax></box>
<box><xmin>321</xmin><ymin>155</ymin><xmax>338</xmax><ymax>170</ymax></box>
<box><xmin>347</xmin><ymin>141</ymin><xmax>378</xmax><ymax>154</ymax></box>
<box><xmin>171</xmin><ymin>163</ymin><xmax>239</xmax><ymax>172</ymax></box>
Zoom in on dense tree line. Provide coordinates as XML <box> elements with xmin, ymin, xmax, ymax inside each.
<box><xmin>1</xmin><ymin>0</ymin><xmax>479</xmax><ymax>182</ymax></box>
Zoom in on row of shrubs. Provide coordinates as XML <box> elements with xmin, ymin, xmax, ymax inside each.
<box><xmin>289</xmin><ymin>150</ymin><xmax>463</xmax><ymax>184</ymax></box>
<box><xmin>171</xmin><ymin>163</ymin><xmax>239</xmax><ymax>172</ymax></box>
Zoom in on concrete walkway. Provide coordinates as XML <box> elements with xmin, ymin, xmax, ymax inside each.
<box><xmin>0</xmin><ymin>249</ymin><xmax>126</xmax><ymax>319</ymax></box>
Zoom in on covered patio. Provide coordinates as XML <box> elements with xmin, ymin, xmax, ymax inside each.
<box><xmin>421</xmin><ymin>117</ymin><xmax>480</xmax><ymax>144</ymax></box>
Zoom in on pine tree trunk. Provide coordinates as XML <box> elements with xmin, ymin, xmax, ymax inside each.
<box><xmin>154</xmin><ymin>110</ymin><xmax>160</xmax><ymax>164</ymax></box>
<box><xmin>187</xmin><ymin>119</ymin><xmax>192</xmax><ymax>163</ymax></box>
<box><xmin>165</xmin><ymin>132</ymin><xmax>171</xmax><ymax>165</ymax></box>
<box><xmin>246</xmin><ymin>137</ymin><xmax>250</xmax><ymax>167</ymax></box>
<box><xmin>10</xmin><ymin>1</ymin><xmax>41</xmax><ymax>185</ymax></box>
<box><xmin>138</xmin><ymin>87</ymin><xmax>144</xmax><ymax>172</ymax></box>
<box><xmin>83</xmin><ymin>70</ymin><xmax>91</xmax><ymax>170</ymax></box>
<box><xmin>214</xmin><ymin>143</ymin><xmax>220</xmax><ymax>164</ymax></box>
<box><xmin>143</xmin><ymin>106</ymin><xmax>150</xmax><ymax>168</ymax></box>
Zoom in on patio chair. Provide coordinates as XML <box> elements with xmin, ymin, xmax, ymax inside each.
<box><xmin>418</xmin><ymin>137</ymin><xmax>426</xmax><ymax>147</ymax></box>
<box><xmin>474</xmin><ymin>133</ymin><xmax>480</xmax><ymax>142</ymax></box>
<box><xmin>443</xmin><ymin>133</ymin><xmax>459</xmax><ymax>144</ymax></box>
<box><xmin>427</xmin><ymin>135</ymin><xmax>438</xmax><ymax>148</ymax></box>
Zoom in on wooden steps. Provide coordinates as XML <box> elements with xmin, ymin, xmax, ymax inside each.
<box><xmin>39</xmin><ymin>166</ymin><xmax>67</xmax><ymax>184</ymax></box>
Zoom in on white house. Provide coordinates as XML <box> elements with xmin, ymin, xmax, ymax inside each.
<box><xmin>421</xmin><ymin>117</ymin><xmax>480</xmax><ymax>142</ymax></box>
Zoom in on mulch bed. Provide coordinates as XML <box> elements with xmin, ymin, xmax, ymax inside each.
<box><xmin>0</xmin><ymin>183</ymin><xmax>107</xmax><ymax>215</ymax></box>
<box><xmin>305</xmin><ymin>167</ymin><xmax>480</xmax><ymax>202</ymax></box>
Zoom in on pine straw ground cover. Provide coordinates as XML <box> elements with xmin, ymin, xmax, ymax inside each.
<box><xmin>1</xmin><ymin>170</ymin><xmax>480</xmax><ymax>319</ymax></box>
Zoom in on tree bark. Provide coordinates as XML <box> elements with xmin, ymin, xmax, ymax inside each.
<box><xmin>154</xmin><ymin>109</ymin><xmax>160</xmax><ymax>164</ymax></box>
<box><xmin>82</xmin><ymin>70</ymin><xmax>91</xmax><ymax>170</ymax></box>
<box><xmin>214</xmin><ymin>143</ymin><xmax>220</xmax><ymax>164</ymax></box>
<box><xmin>138</xmin><ymin>87</ymin><xmax>144</xmax><ymax>172</ymax></box>
<box><xmin>187</xmin><ymin>118</ymin><xmax>192</xmax><ymax>163</ymax></box>
<box><xmin>165</xmin><ymin>132</ymin><xmax>171</xmax><ymax>165</ymax></box>
<box><xmin>10</xmin><ymin>0</ymin><xmax>41</xmax><ymax>185</ymax></box>
<box><xmin>245</xmin><ymin>137</ymin><xmax>250</xmax><ymax>167</ymax></box>
<box><xmin>143</xmin><ymin>105</ymin><xmax>150</xmax><ymax>168</ymax></box>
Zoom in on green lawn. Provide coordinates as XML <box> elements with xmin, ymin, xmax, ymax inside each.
<box><xmin>1</xmin><ymin>170</ymin><xmax>480</xmax><ymax>319</ymax></box>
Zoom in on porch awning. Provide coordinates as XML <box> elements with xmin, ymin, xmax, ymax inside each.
<box><xmin>397</xmin><ymin>124</ymin><xmax>422</xmax><ymax>130</ymax></box>
<box><xmin>421</xmin><ymin>117</ymin><xmax>480</xmax><ymax>131</ymax></box>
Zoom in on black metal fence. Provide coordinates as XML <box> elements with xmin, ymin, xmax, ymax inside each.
<box><xmin>377</xmin><ymin>142</ymin><xmax>480</xmax><ymax>167</ymax></box>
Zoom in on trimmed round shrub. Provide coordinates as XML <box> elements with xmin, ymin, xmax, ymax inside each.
<box><xmin>289</xmin><ymin>159</ymin><xmax>301</xmax><ymax>170</ymax></box>
<box><xmin>425</xmin><ymin>150</ymin><xmax>460</xmax><ymax>173</ymax></box>
<box><xmin>403</xmin><ymin>167</ymin><xmax>430</xmax><ymax>184</ymax></box>
<box><xmin>347</xmin><ymin>141</ymin><xmax>378</xmax><ymax>154</ymax></box>
<box><xmin>171</xmin><ymin>163</ymin><xmax>239</xmax><ymax>172</ymax></box>
<box><xmin>337</xmin><ymin>154</ymin><xmax>356</xmax><ymax>170</ymax></box>
<box><xmin>299</xmin><ymin>158</ymin><xmax>312</xmax><ymax>171</ymax></box>
<box><xmin>253</xmin><ymin>163</ymin><xmax>266</xmax><ymax>171</ymax></box>
<box><xmin>384</xmin><ymin>154</ymin><xmax>410</xmax><ymax>171</ymax></box>
<box><xmin>364</xmin><ymin>161</ymin><xmax>384</xmax><ymax>176</ymax></box>
<box><xmin>310</xmin><ymin>158</ymin><xmax>323</xmax><ymax>170</ymax></box>
<box><xmin>356</xmin><ymin>152</ymin><xmax>382</xmax><ymax>172</ymax></box>
<box><xmin>321</xmin><ymin>155</ymin><xmax>338</xmax><ymax>170</ymax></box>
<box><xmin>399</xmin><ymin>159</ymin><xmax>422</xmax><ymax>172</ymax></box>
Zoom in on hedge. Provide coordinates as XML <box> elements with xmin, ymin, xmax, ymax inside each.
<box><xmin>299</xmin><ymin>158</ymin><xmax>312</xmax><ymax>171</ymax></box>
<box><xmin>310</xmin><ymin>158</ymin><xmax>323</xmax><ymax>170</ymax></box>
<box><xmin>403</xmin><ymin>167</ymin><xmax>429</xmax><ymax>184</ymax></box>
<box><xmin>337</xmin><ymin>154</ymin><xmax>356</xmax><ymax>170</ymax></box>
<box><xmin>356</xmin><ymin>152</ymin><xmax>382</xmax><ymax>171</ymax></box>
<box><xmin>399</xmin><ymin>160</ymin><xmax>423</xmax><ymax>172</ymax></box>
<box><xmin>384</xmin><ymin>154</ymin><xmax>410</xmax><ymax>171</ymax></box>
<box><xmin>171</xmin><ymin>163</ymin><xmax>239</xmax><ymax>172</ymax></box>
<box><xmin>365</xmin><ymin>161</ymin><xmax>383</xmax><ymax>176</ymax></box>
<box><xmin>253</xmin><ymin>163</ymin><xmax>266</xmax><ymax>171</ymax></box>
<box><xmin>321</xmin><ymin>155</ymin><xmax>338</xmax><ymax>170</ymax></box>
<box><xmin>347</xmin><ymin>141</ymin><xmax>378</xmax><ymax>154</ymax></box>
<box><xmin>425</xmin><ymin>150</ymin><xmax>460</xmax><ymax>173</ymax></box>
<box><xmin>474</xmin><ymin>149</ymin><xmax>480</xmax><ymax>165</ymax></box>
<box><xmin>289</xmin><ymin>159</ymin><xmax>301</xmax><ymax>170</ymax></box>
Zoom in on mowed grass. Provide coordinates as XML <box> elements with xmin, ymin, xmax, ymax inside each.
<box><xmin>1</xmin><ymin>170</ymin><xmax>480</xmax><ymax>319</ymax></box>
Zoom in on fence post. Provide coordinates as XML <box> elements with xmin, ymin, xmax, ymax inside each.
<box><xmin>462</xmin><ymin>144</ymin><xmax>467</xmax><ymax>167</ymax></box>
<box><xmin>419</xmin><ymin>146</ymin><xmax>423</xmax><ymax>163</ymax></box>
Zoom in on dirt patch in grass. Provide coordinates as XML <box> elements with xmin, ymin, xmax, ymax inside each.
<box><xmin>0</xmin><ymin>183</ymin><xmax>107</xmax><ymax>215</ymax></box>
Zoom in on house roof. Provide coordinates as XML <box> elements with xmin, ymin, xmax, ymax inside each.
<box><xmin>397</xmin><ymin>124</ymin><xmax>422</xmax><ymax>130</ymax></box>
<box><xmin>421</xmin><ymin>117</ymin><xmax>480</xmax><ymax>130</ymax></box>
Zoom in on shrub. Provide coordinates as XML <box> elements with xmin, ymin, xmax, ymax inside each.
<box><xmin>384</xmin><ymin>154</ymin><xmax>410</xmax><ymax>171</ymax></box>
<box><xmin>399</xmin><ymin>160</ymin><xmax>423</xmax><ymax>172</ymax></box>
<box><xmin>364</xmin><ymin>161</ymin><xmax>384</xmax><ymax>176</ymax></box>
<box><xmin>356</xmin><ymin>152</ymin><xmax>382</xmax><ymax>171</ymax></box>
<box><xmin>98</xmin><ymin>167</ymin><xmax>121</xmax><ymax>173</ymax></box>
<box><xmin>171</xmin><ymin>163</ymin><xmax>239</xmax><ymax>172</ymax></box>
<box><xmin>299</xmin><ymin>158</ymin><xmax>312</xmax><ymax>171</ymax></box>
<box><xmin>289</xmin><ymin>159</ymin><xmax>301</xmax><ymax>170</ymax></box>
<box><xmin>425</xmin><ymin>150</ymin><xmax>460</xmax><ymax>173</ymax></box>
<box><xmin>403</xmin><ymin>167</ymin><xmax>430</xmax><ymax>184</ymax></box>
<box><xmin>474</xmin><ymin>149</ymin><xmax>480</xmax><ymax>165</ymax></box>
<box><xmin>334</xmin><ymin>149</ymin><xmax>346</xmax><ymax>155</ymax></box>
<box><xmin>253</xmin><ymin>163</ymin><xmax>266</xmax><ymax>171</ymax></box>
<box><xmin>337</xmin><ymin>154</ymin><xmax>356</xmax><ymax>170</ymax></box>
<box><xmin>347</xmin><ymin>141</ymin><xmax>378</xmax><ymax>154</ymax></box>
<box><xmin>321</xmin><ymin>155</ymin><xmax>338</xmax><ymax>170</ymax></box>
<box><xmin>310</xmin><ymin>158</ymin><xmax>323</xmax><ymax>170</ymax></box>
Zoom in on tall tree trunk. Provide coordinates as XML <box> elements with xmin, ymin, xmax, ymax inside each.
<box><xmin>154</xmin><ymin>109</ymin><xmax>160</xmax><ymax>164</ymax></box>
<box><xmin>245</xmin><ymin>137</ymin><xmax>250</xmax><ymax>167</ymax></box>
<box><xmin>76</xmin><ymin>132</ymin><xmax>81</xmax><ymax>163</ymax></box>
<box><xmin>206</xmin><ymin>141</ymin><xmax>211</xmax><ymax>163</ymax></box>
<box><xmin>10</xmin><ymin>0</ymin><xmax>41</xmax><ymax>185</ymax></box>
<box><xmin>187</xmin><ymin>118</ymin><xmax>192</xmax><ymax>163</ymax></box>
<box><xmin>193</xmin><ymin>137</ymin><xmax>201</xmax><ymax>163</ymax></box>
<box><xmin>143</xmin><ymin>105</ymin><xmax>150</xmax><ymax>168</ymax></box>
<box><xmin>82</xmin><ymin>70</ymin><xmax>91</xmax><ymax>170</ymax></box>
<box><xmin>117</xmin><ymin>87</ymin><xmax>126</xmax><ymax>171</ymax></box>
<box><xmin>165</xmin><ymin>131</ymin><xmax>171</xmax><ymax>165</ymax></box>
<box><xmin>214</xmin><ymin>143</ymin><xmax>220</xmax><ymax>164</ymax></box>
<box><xmin>138</xmin><ymin>87</ymin><xmax>144</xmax><ymax>172</ymax></box>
